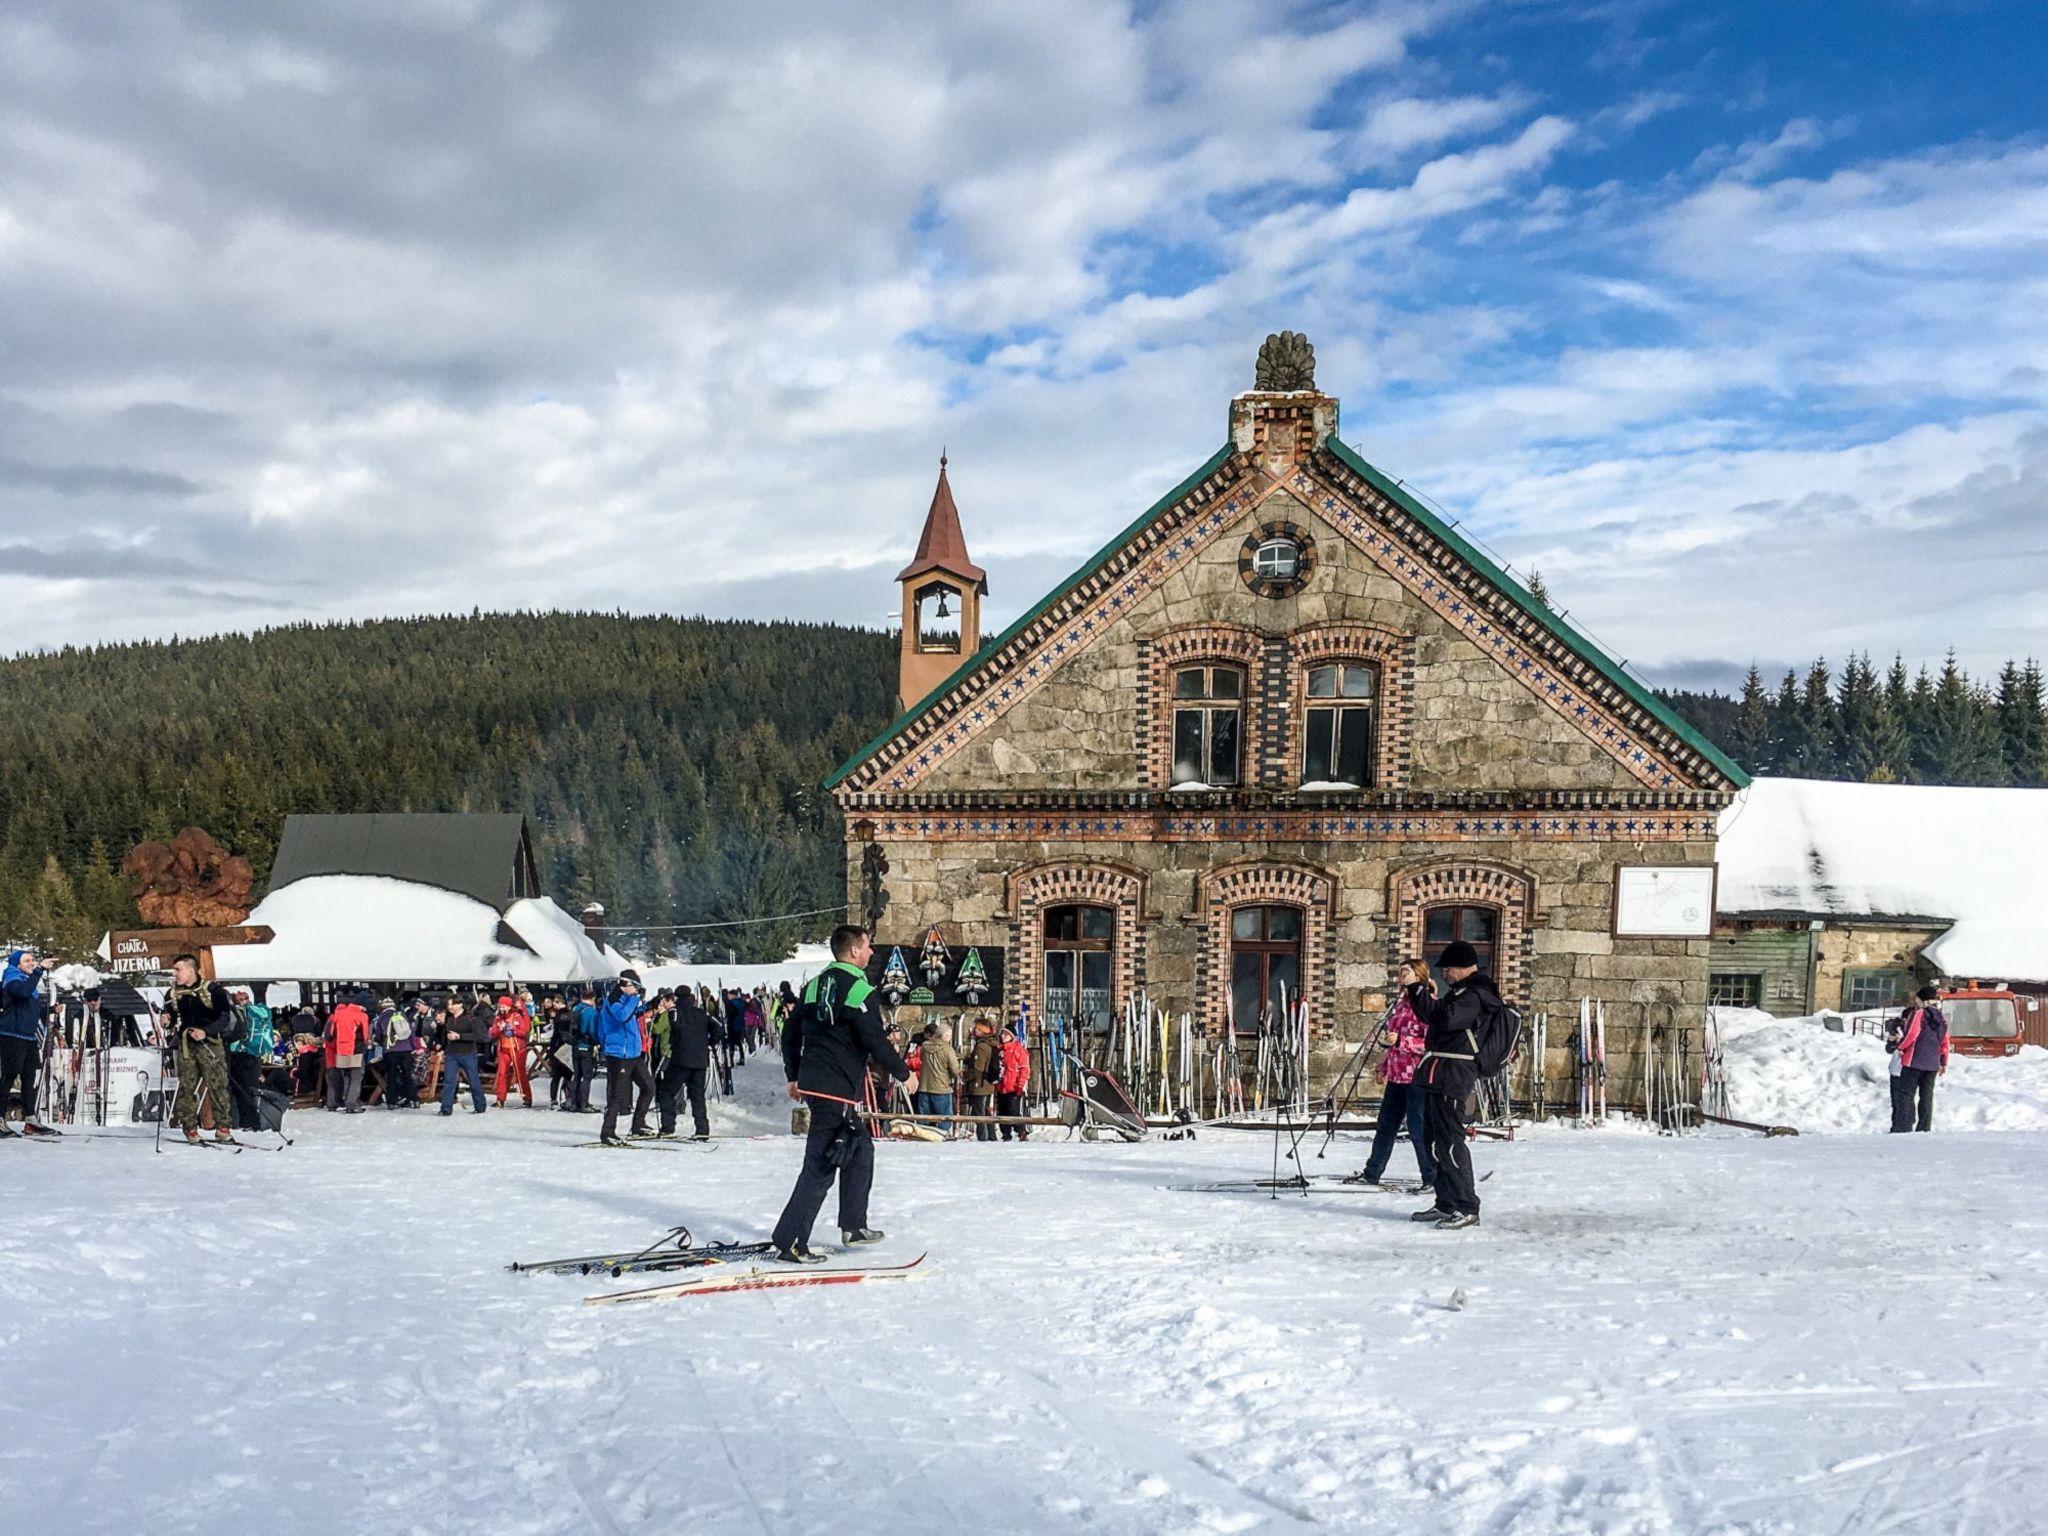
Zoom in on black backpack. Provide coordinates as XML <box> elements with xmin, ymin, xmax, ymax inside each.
<box><xmin>1467</xmin><ymin>995</ymin><xmax>1524</xmax><ymax>1077</ymax></box>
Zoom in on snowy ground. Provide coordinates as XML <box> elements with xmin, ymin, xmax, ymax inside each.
<box><xmin>5</xmin><ymin>1048</ymin><xmax>2045</xmax><ymax>1536</ymax></box>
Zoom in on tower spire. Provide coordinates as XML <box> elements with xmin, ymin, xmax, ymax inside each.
<box><xmin>896</xmin><ymin>452</ymin><xmax>986</xmax><ymax>713</ymax></box>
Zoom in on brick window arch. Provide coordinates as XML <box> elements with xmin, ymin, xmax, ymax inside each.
<box><xmin>1387</xmin><ymin>861</ymin><xmax>1537</xmax><ymax>1003</ymax></box>
<box><xmin>1193</xmin><ymin>862</ymin><xmax>1336</xmax><ymax>1034</ymax></box>
<box><xmin>1285</xmin><ymin>622</ymin><xmax>1413</xmax><ymax>792</ymax></box>
<box><xmin>1006</xmin><ymin>863</ymin><xmax>1147</xmax><ymax>1030</ymax></box>
<box><xmin>1138</xmin><ymin>624</ymin><xmax>1267</xmax><ymax>790</ymax></box>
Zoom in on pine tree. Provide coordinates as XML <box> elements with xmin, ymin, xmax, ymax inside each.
<box><xmin>1995</xmin><ymin>659</ymin><xmax>2046</xmax><ymax>788</ymax></box>
<box><xmin>1836</xmin><ymin>653</ymin><xmax>1906</xmax><ymax>782</ymax></box>
<box><xmin>1770</xmin><ymin>671</ymin><xmax>1800</xmax><ymax>776</ymax></box>
<box><xmin>1924</xmin><ymin>652</ymin><xmax>2003</xmax><ymax>785</ymax></box>
<box><xmin>1526</xmin><ymin>569</ymin><xmax>1553</xmax><ymax>609</ymax></box>
<box><xmin>1727</xmin><ymin>664</ymin><xmax>1774</xmax><ymax>773</ymax></box>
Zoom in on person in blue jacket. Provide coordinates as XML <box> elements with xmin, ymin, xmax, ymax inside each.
<box><xmin>596</xmin><ymin>970</ymin><xmax>654</xmax><ymax>1145</ymax></box>
<box><xmin>1</xmin><ymin>948</ymin><xmax>51</xmax><ymax>1136</ymax></box>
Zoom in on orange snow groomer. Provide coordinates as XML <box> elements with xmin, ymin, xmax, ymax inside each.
<box><xmin>491</xmin><ymin>995</ymin><xmax>534</xmax><ymax>1107</ymax></box>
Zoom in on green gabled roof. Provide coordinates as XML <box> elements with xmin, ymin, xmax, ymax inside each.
<box><xmin>825</xmin><ymin>442</ymin><xmax>1240</xmax><ymax>790</ymax></box>
<box><xmin>1322</xmin><ymin>437</ymin><xmax>1749</xmax><ymax>789</ymax></box>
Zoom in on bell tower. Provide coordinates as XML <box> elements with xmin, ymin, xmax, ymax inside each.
<box><xmin>896</xmin><ymin>453</ymin><xmax>986</xmax><ymax>714</ymax></box>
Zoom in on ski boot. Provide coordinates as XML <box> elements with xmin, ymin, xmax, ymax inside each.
<box><xmin>1411</xmin><ymin>1206</ymin><xmax>1452</xmax><ymax>1222</ymax></box>
<box><xmin>771</xmin><ymin>1241</ymin><xmax>828</xmax><ymax>1265</ymax></box>
<box><xmin>841</xmin><ymin>1227</ymin><xmax>885</xmax><ymax>1246</ymax></box>
<box><xmin>1434</xmin><ymin>1212</ymin><xmax>1479</xmax><ymax>1231</ymax></box>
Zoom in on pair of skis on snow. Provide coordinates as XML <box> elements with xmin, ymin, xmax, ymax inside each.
<box><xmin>509</xmin><ymin>1224</ymin><xmax>927</xmax><ymax>1302</ymax></box>
<box><xmin>1170</xmin><ymin>1169</ymin><xmax>1495</xmax><ymax>1196</ymax></box>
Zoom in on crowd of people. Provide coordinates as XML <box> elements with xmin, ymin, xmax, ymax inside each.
<box><xmin>0</xmin><ymin>949</ymin><xmax>799</xmax><ymax>1147</ymax></box>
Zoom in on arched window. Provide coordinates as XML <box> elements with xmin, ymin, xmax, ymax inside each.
<box><xmin>1229</xmin><ymin>904</ymin><xmax>1303</xmax><ymax>1026</ymax></box>
<box><xmin>1042</xmin><ymin>904</ymin><xmax>1115</xmax><ymax>1033</ymax></box>
<box><xmin>1171</xmin><ymin>664</ymin><xmax>1244</xmax><ymax>787</ymax></box>
<box><xmin>913</xmin><ymin>580</ymin><xmax>963</xmax><ymax>654</ymax></box>
<box><xmin>1424</xmin><ymin>904</ymin><xmax>1498</xmax><ymax>977</ymax></box>
<box><xmin>1301</xmin><ymin>661</ymin><xmax>1377</xmax><ymax>787</ymax></box>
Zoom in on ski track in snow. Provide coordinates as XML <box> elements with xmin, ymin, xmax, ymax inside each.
<box><xmin>3</xmin><ymin>1059</ymin><xmax>2045</xmax><ymax>1536</ymax></box>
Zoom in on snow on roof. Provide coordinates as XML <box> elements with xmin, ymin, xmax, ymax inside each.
<box><xmin>211</xmin><ymin>874</ymin><xmax>620</xmax><ymax>984</ymax></box>
<box><xmin>1717</xmin><ymin>777</ymin><xmax>2048</xmax><ymax>979</ymax></box>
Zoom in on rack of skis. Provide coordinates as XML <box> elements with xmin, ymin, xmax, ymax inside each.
<box><xmin>1030</xmin><ymin>990</ymin><xmax>1313</xmax><ymax>1125</ymax></box>
<box><xmin>1021</xmin><ymin>995</ymin><xmax>1734</xmax><ymax>1134</ymax></box>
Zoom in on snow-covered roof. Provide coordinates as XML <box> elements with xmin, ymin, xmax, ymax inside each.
<box><xmin>211</xmin><ymin>874</ymin><xmax>621</xmax><ymax>985</ymax></box>
<box><xmin>1717</xmin><ymin>777</ymin><xmax>2048</xmax><ymax>980</ymax></box>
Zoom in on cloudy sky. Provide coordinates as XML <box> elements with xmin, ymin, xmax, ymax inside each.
<box><xmin>3</xmin><ymin>1</ymin><xmax>2042</xmax><ymax>689</ymax></box>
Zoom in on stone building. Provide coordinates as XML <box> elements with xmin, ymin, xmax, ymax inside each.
<box><xmin>1712</xmin><ymin>776</ymin><xmax>2048</xmax><ymax>1038</ymax></box>
<box><xmin>827</xmin><ymin>337</ymin><xmax>1748</xmax><ymax>1087</ymax></box>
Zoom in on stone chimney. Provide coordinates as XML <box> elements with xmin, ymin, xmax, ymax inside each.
<box><xmin>896</xmin><ymin>453</ymin><xmax>987</xmax><ymax>714</ymax></box>
<box><xmin>1229</xmin><ymin>329</ymin><xmax>1338</xmax><ymax>476</ymax></box>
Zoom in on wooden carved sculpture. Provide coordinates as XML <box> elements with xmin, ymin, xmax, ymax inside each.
<box><xmin>122</xmin><ymin>827</ymin><xmax>257</xmax><ymax>927</ymax></box>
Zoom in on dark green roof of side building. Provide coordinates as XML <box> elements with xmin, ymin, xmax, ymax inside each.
<box><xmin>827</xmin><ymin>435</ymin><xmax>1748</xmax><ymax>792</ymax></box>
<box><xmin>266</xmin><ymin>812</ymin><xmax>543</xmax><ymax>911</ymax></box>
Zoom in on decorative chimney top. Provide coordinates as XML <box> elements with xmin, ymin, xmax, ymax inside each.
<box><xmin>1232</xmin><ymin>331</ymin><xmax>1337</xmax><ymax>471</ymax></box>
<box><xmin>1254</xmin><ymin>330</ymin><xmax>1316</xmax><ymax>391</ymax></box>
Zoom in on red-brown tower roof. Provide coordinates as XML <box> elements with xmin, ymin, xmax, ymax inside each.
<box><xmin>896</xmin><ymin>453</ymin><xmax>987</xmax><ymax>592</ymax></box>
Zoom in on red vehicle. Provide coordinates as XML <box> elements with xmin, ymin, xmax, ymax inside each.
<box><xmin>1937</xmin><ymin>987</ymin><xmax>2027</xmax><ymax>1059</ymax></box>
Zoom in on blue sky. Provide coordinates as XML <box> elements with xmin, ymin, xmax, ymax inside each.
<box><xmin>1</xmin><ymin>1</ymin><xmax>2043</xmax><ymax>689</ymax></box>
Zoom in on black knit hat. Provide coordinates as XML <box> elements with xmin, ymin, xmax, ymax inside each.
<box><xmin>1437</xmin><ymin>940</ymin><xmax>1482</xmax><ymax>971</ymax></box>
<box><xmin>1915</xmin><ymin>984</ymin><xmax>1940</xmax><ymax>1002</ymax></box>
<box><xmin>618</xmin><ymin>968</ymin><xmax>642</xmax><ymax>986</ymax></box>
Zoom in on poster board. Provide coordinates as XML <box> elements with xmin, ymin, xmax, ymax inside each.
<box><xmin>1611</xmin><ymin>866</ymin><xmax>1717</xmax><ymax>938</ymax></box>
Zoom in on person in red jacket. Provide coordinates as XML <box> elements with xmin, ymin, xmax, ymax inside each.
<box><xmin>995</xmin><ymin>1024</ymin><xmax>1032</xmax><ymax>1142</ymax></box>
<box><xmin>492</xmin><ymin>995</ymin><xmax>535</xmax><ymax>1107</ymax></box>
<box><xmin>324</xmin><ymin>993</ymin><xmax>373</xmax><ymax>1113</ymax></box>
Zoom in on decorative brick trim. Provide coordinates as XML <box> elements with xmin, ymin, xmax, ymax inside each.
<box><xmin>860</xmin><ymin>809</ymin><xmax>1716</xmax><ymax>843</ymax></box>
<box><xmin>1192</xmin><ymin>862</ymin><xmax>1337</xmax><ymax>1035</ymax></box>
<box><xmin>1138</xmin><ymin>623</ymin><xmax>1266</xmax><ymax>791</ymax></box>
<box><xmin>1005</xmin><ymin>862</ymin><xmax>1147</xmax><ymax>1029</ymax></box>
<box><xmin>1279</xmin><ymin>622</ymin><xmax>1413</xmax><ymax>792</ymax></box>
<box><xmin>1387</xmin><ymin>860</ymin><xmax>1538</xmax><ymax>1004</ymax></box>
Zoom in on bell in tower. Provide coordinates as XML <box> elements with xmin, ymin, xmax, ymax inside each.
<box><xmin>895</xmin><ymin>452</ymin><xmax>987</xmax><ymax>714</ymax></box>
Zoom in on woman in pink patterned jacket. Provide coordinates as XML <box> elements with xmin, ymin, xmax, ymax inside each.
<box><xmin>1352</xmin><ymin>959</ymin><xmax>1437</xmax><ymax>1188</ymax></box>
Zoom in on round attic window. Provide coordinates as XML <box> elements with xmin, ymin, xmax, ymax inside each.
<box><xmin>1238</xmin><ymin>521</ymin><xmax>1316</xmax><ymax>598</ymax></box>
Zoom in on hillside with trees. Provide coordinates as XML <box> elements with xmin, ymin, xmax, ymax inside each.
<box><xmin>0</xmin><ymin>614</ymin><xmax>895</xmax><ymax>960</ymax></box>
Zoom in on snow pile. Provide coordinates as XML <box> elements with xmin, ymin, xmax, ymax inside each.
<box><xmin>211</xmin><ymin>875</ymin><xmax>619</xmax><ymax>984</ymax></box>
<box><xmin>49</xmin><ymin>962</ymin><xmax>103</xmax><ymax>993</ymax></box>
<box><xmin>1716</xmin><ymin>1007</ymin><xmax>2048</xmax><ymax>1132</ymax></box>
<box><xmin>1717</xmin><ymin>776</ymin><xmax>2048</xmax><ymax>980</ymax></box>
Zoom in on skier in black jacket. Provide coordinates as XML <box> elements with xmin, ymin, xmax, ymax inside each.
<box><xmin>769</xmin><ymin>925</ymin><xmax>911</xmax><ymax>1263</ymax></box>
<box><xmin>659</xmin><ymin>989</ymin><xmax>716</xmax><ymax>1139</ymax></box>
<box><xmin>1408</xmin><ymin>940</ymin><xmax>1500</xmax><ymax>1230</ymax></box>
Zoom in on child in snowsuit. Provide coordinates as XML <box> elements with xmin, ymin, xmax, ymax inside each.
<box><xmin>491</xmin><ymin>996</ymin><xmax>534</xmax><ymax>1107</ymax></box>
<box><xmin>1354</xmin><ymin>959</ymin><xmax>1436</xmax><ymax>1188</ymax></box>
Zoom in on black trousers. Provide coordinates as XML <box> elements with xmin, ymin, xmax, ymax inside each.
<box><xmin>1425</xmin><ymin>1089</ymin><xmax>1479</xmax><ymax>1215</ymax></box>
<box><xmin>966</xmin><ymin>1092</ymin><xmax>998</xmax><ymax>1141</ymax></box>
<box><xmin>659</xmin><ymin>1064</ymin><xmax>709</xmax><ymax>1136</ymax></box>
<box><xmin>228</xmin><ymin>1051</ymin><xmax>264</xmax><ymax>1129</ymax></box>
<box><xmin>772</xmin><ymin>1100</ymin><xmax>874</xmax><ymax>1249</ymax></box>
<box><xmin>1890</xmin><ymin>1066</ymin><xmax>1937</xmax><ymax>1132</ymax></box>
<box><xmin>572</xmin><ymin>1048</ymin><xmax>596</xmax><ymax>1110</ymax></box>
<box><xmin>996</xmin><ymin>1090</ymin><xmax>1029</xmax><ymax>1140</ymax></box>
<box><xmin>0</xmin><ymin>1034</ymin><xmax>40</xmax><ymax>1122</ymax></box>
<box><xmin>601</xmin><ymin>1056</ymin><xmax>654</xmax><ymax>1140</ymax></box>
<box><xmin>385</xmin><ymin>1051</ymin><xmax>418</xmax><ymax>1107</ymax></box>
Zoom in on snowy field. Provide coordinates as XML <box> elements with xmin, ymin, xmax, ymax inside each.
<box><xmin>5</xmin><ymin>1043</ymin><xmax>2046</xmax><ymax>1536</ymax></box>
